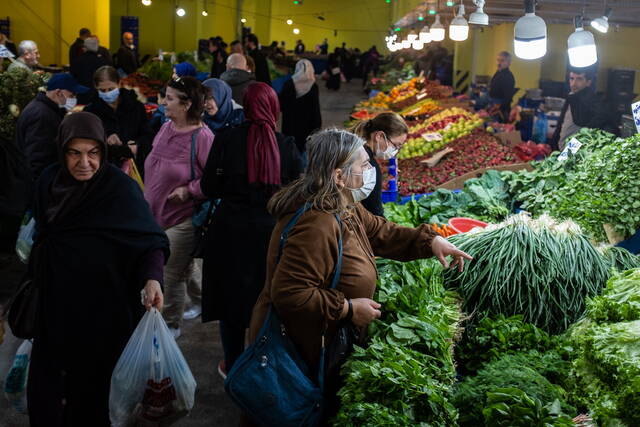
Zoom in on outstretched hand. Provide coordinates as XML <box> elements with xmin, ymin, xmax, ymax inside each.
<box><xmin>431</xmin><ymin>236</ymin><xmax>473</xmax><ymax>272</ymax></box>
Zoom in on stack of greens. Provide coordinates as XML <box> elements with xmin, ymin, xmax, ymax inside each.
<box><xmin>0</xmin><ymin>68</ymin><xmax>47</xmax><ymax>141</ymax></box>
<box><xmin>334</xmin><ymin>258</ymin><xmax>461</xmax><ymax>426</ymax></box>
<box><xmin>567</xmin><ymin>268</ymin><xmax>640</xmax><ymax>426</ymax></box>
<box><xmin>445</xmin><ymin>214</ymin><xmax>609</xmax><ymax>333</ymax></box>
<box><xmin>384</xmin><ymin>170</ymin><xmax>511</xmax><ymax>227</ymax></box>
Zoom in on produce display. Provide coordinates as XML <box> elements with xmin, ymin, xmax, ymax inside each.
<box><xmin>398</xmin><ymin>108</ymin><xmax>483</xmax><ymax>159</ymax></box>
<box><xmin>396</xmin><ymin>129</ymin><xmax>519</xmax><ymax>195</ymax></box>
<box><xmin>120</xmin><ymin>72</ymin><xmax>165</xmax><ymax>100</ymax></box>
<box><xmin>398</xmin><ymin>98</ymin><xmax>440</xmax><ymax>119</ymax></box>
<box><xmin>0</xmin><ymin>68</ymin><xmax>47</xmax><ymax>141</ymax></box>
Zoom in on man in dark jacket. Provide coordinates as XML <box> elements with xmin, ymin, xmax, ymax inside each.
<box><xmin>15</xmin><ymin>73</ymin><xmax>89</xmax><ymax>180</ymax></box>
<box><xmin>221</xmin><ymin>53</ymin><xmax>256</xmax><ymax>106</ymax></box>
<box><xmin>71</xmin><ymin>36</ymin><xmax>110</xmax><ymax>88</ymax></box>
<box><xmin>69</xmin><ymin>27</ymin><xmax>91</xmax><ymax>66</ymax></box>
<box><xmin>294</xmin><ymin>39</ymin><xmax>305</xmax><ymax>55</ymax></box>
<box><xmin>550</xmin><ymin>68</ymin><xmax>612</xmax><ymax>150</ymax></box>
<box><xmin>245</xmin><ymin>33</ymin><xmax>271</xmax><ymax>86</ymax></box>
<box><xmin>489</xmin><ymin>51</ymin><xmax>516</xmax><ymax>123</ymax></box>
<box><xmin>116</xmin><ymin>32</ymin><xmax>139</xmax><ymax>75</ymax></box>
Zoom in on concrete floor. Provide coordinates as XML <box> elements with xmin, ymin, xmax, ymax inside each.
<box><xmin>0</xmin><ymin>78</ymin><xmax>366</xmax><ymax>427</ymax></box>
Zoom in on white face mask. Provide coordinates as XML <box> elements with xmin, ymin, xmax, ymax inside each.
<box><xmin>376</xmin><ymin>133</ymin><xmax>399</xmax><ymax>160</ymax></box>
<box><xmin>348</xmin><ymin>166</ymin><xmax>377</xmax><ymax>203</ymax></box>
<box><xmin>59</xmin><ymin>96</ymin><xmax>77</xmax><ymax>111</ymax></box>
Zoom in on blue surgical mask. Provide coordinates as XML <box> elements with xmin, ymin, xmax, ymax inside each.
<box><xmin>99</xmin><ymin>88</ymin><xmax>120</xmax><ymax>104</ymax></box>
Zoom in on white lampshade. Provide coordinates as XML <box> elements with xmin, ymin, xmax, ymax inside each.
<box><xmin>141</xmin><ymin>0</ymin><xmax>152</xmax><ymax>6</ymax></box>
<box><xmin>419</xmin><ymin>26</ymin><xmax>432</xmax><ymax>43</ymax></box>
<box><xmin>449</xmin><ymin>4</ymin><xmax>469</xmax><ymax>41</ymax></box>
<box><xmin>407</xmin><ymin>31</ymin><xmax>418</xmax><ymax>42</ymax></box>
<box><xmin>469</xmin><ymin>0</ymin><xmax>489</xmax><ymax>26</ymax></box>
<box><xmin>394</xmin><ymin>41</ymin><xmax>403</xmax><ymax>51</ymax></box>
<box><xmin>412</xmin><ymin>40</ymin><xmax>424</xmax><ymax>50</ymax></box>
<box><xmin>568</xmin><ymin>27</ymin><xmax>597</xmax><ymax>67</ymax></box>
<box><xmin>401</xmin><ymin>39</ymin><xmax>412</xmax><ymax>49</ymax></box>
<box><xmin>514</xmin><ymin>0</ymin><xmax>547</xmax><ymax>60</ymax></box>
<box><xmin>430</xmin><ymin>15</ymin><xmax>446</xmax><ymax>42</ymax></box>
<box><xmin>176</xmin><ymin>7</ymin><xmax>186</xmax><ymax>16</ymax></box>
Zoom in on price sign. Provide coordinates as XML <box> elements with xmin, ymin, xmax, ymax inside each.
<box><xmin>422</xmin><ymin>132</ymin><xmax>443</xmax><ymax>142</ymax></box>
<box><xmin>416</xmin><ymin>92</ymin><xmax>428</xmax><ymax>101</ymax></box>
<box><xmin>632</xmin><ymin>101</ymin><xmax>640</xmax><ymax>133</ymax></box>
<box><xmin>558</xmin><ymin>137</ymin><xmax>582</xmax><ymax>161</ymax></box>
<box><xmin>0</xmin><ymin>45</ymin><xmax>14</xmax><ymax>58</ymax></box>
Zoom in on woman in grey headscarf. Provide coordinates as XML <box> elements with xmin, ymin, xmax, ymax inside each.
<box><xmin>278</xmin><ymin>59</ymin><xmax>322</xmax><ymax>158</ymax></box>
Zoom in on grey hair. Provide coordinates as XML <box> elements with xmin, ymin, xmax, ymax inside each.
<box><xmin>18</xmin><ymin>40</ymin><xmax>37</xmax><ymax>56</ymax></box>
<box><xmin>268</xmin><ymin>128</ymin><xmax>365</xmax><ymax>217</ymax></box>
<box><xmin>498</xmin><ymin>51</ymin><xmax>512</xmax><ymax>63</ymax></box>
<box><xmin>84</xmin><ymin>37</ymin><xmax>99</xmax><ymax>52</ymax></box>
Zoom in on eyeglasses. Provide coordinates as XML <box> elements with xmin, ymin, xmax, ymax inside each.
<box><xmin>382</xmin><ymin>132</ymin><xmax>403</xmax><ymax>150</ymax></box>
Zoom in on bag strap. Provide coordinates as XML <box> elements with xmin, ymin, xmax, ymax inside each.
<box><xmin>189</xmin><ymin>127</ymin><xmax>203</xmax><ymax>181</ymax></box>
<box><xmin>274</xmin><ymin>203</ymin><xmax>342</xmax><ymax>391</ymax></box>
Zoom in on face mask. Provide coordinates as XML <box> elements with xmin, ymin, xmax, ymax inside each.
<box><xmin>129</xmin><ymin>44</ymin><xmax>135</xmax><ymax>49</ymax></box>
<box><xmin>376</xmin><ymin>133</ymin><xmax>399</xmax><ymax>160</ymax></box>
<box><xmin>348</xmin><ymin>166</ymin><xmax>377</xmax><ymax>203</ymax></box>
<box><xmin>59</xmin><ymin>96</ymin><xmax>77</xmax><ymax>111</ymax></box>
<box><xmin>99</xmin><ymin>88</ymin><xmax>120</xmax><ymax>104</ymax></box>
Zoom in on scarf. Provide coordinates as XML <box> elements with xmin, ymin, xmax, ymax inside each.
<box><xmin>174</xmin><ymin>62</ymin><xmax>197</xmax><ymax>78</ymax></box>
<box><xmin>45</xmin><ymin>112</ymin><xmax>108</xmax><ymax>224</ymax></box>
<box><xmin>243</xmin><ymin>82</ymin><xmax>281</xmax><ymax>187</ymax></box>
<box><xmin>292</xmin><ymin>59</ymin><xmax>316</xmax><ymax>98</ymax></box>
<box><xmin>202</xmin><ymin>78</ymin><xmax>239</xmax><ymax>132</ymax></box>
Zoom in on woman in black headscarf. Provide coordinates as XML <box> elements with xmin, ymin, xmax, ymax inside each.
<box><xmin>26</xmin><ymin>112</ymin><xmax>170</xmax><ymax>427</ymax></box>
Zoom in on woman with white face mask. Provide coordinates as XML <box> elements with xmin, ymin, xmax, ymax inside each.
<box><xmin>350</xmin><ymin>112</ymin><xmax>408</xmax><ymax>217</ymax></box>
<box><xmin>240</xmin><ymin>128</ymin><xmax>471</xmax><ymax>425</ymax></box>
<box><xmin>84</xmin><ymin>65</ymin><xmax>154</xmax><ymax>174</ymax></box>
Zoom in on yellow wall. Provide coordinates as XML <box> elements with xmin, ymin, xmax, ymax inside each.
<box><xmin>1</xmin><ymin>0</ymin><xmax>109</xmax><ymax>66</ymax></box>
<box><xmin>109</xmin><ymin>0</ymin><xmax>238</xmax><ymax>59</ymax></box>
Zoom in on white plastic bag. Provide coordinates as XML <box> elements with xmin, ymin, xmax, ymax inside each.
<box><xmin>15</xmin><ymin>217</ymin><xmax>35</xmax><ymax>264</ymax></box>
<box><xmin>4</xmin><ymin>340</ymin><xmax>32</xmax><ymax>414</ymax></box>
<box><xmin>109</xmin><ymin>308</ymin><xmax>196</xmax><ymax>427</ymax></box>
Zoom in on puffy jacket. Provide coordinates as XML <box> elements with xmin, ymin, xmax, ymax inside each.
<box><xmin>220</xmin><ymin>68</ymin><xmax>256</xmax><ymax>106</ymax></box>
<box><xmin>15</xmin><ymin>92</ymin><xmax>66</xmax><ymax>181</ymax></box>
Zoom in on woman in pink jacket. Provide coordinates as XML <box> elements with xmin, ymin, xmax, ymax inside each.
<box><xmin>144</xmin><ymin>76</ymin><xmax>214</xmax><ymax>338</ymax></box>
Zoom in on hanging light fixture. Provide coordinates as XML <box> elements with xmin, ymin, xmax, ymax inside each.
<box><xmin>514</xmin><ymin>0</ymin><xmax>547</xmax><ymax>60</ymax></box>
<box><xmin>407</xmin><ymin>30</ymin><xmax>419</xmax><ymax>42</ymax></box>
<box><xmin>293</xmin><ymin>28</ymin><xmax>301</xmax><ymax>35</ymax></box>
<box><xmin>591</xmin><ymin>6</ymin><xmax>612</xmax><ymax>33</ymax></box>
<box><xmin>176</xmin><ymin>6</ymin><xmax>186</xmax><ymax>16</ymax></box>
<box><xmin>402</xmin><ymin>39</ymin><xmax>412</xmax><ymax>49</ymax></box>
<box><xmin>419</xmin><ymin>25</ymin><xmax>432</xmax><ymax>43</ymax></box>
<box><xmin>568</xmin><ymin>15</ymin><xmax>598</xmax><ymax>67</ymax></box>
<box><xmin>430</xmin><ymin>14</ymin><xmax>446</xmax><ymax>41</ymax></box>
<box><xmin>241</xmin><ymin>18</ymin><xmax>247</xmax><ymax>23</ymax></box>
<box><xmin>202</xmin><ymin>0</ymin><xmax>208</xmax><ymax>16</ymax></box>
<box><xmin>449</xmin><ymin>3</ymin><xmax>469</xmax><ymax>41</ymax></box>
<box><xmin>286</xmin><ymin>19</ymin><xmax>293</xmax><ymax>25</ymax></box>
<box><xmin>412</xmin><ymin>40</ymin><xmax>425</xmax><ymax>50</ymax></box>
<box><xmin>141</xmin><ymin>0</ymin><xmax>152</xmax><ymax>6</ymax></box>
<box><xmin>469</xmin><ymin>0</ymin><xmax>489</xmax><ymax>26</ymax></box>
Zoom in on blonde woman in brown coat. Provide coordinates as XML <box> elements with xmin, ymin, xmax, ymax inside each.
<box><xmin>246</xmin><ymin>128</ymin><xmax>471</xmax><ymax>424</ymax></box>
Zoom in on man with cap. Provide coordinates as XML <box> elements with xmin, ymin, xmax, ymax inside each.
<box><xmin>15</xmin><ymin>73</ymin><xmax>89</xmax><ymax>180</ymax></box>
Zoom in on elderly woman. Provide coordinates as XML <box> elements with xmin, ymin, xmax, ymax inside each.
<box><xmin>279</xmin><ymin>59</ymin><xmax>322</xmax><ymax>157</ymax></box>
<box><xmin>201</xmin><ymin>78</ymin><xmax>244</xmax><ymax>135</ymax></box>
<box><xmin>26</xmin><ymin>112</ymin><xmax>168</xmax><ymax>426</ymax></box>
<box><xmin>144</xmin><ymin>76</ymin><xmax>214</xmax><ymax>338</ymax></box>
<box><xmin>246</xmin><ymin>129</ymin><xmax>471</xmax><ymax>423</ymax></box>
<box><xmin>200</xmin><ymin>82</ymin><xmax>302</xmax><ymax>377</ymax></box>
<box><xmin>84</xmin><ymin>65</ymin><xmax>154</xmax><ymax>174</ymax></box>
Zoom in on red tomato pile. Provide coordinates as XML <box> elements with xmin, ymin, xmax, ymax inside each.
<box><xmin>394</xmin><ymin>129</ymin><xmax>520</xmax><ymax>196</ymax></box>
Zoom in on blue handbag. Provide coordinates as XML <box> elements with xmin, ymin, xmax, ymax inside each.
<box><xmin>224</xmin><ymin>203</ymin><xmax>343</xmax><ymax>427</ymax></box>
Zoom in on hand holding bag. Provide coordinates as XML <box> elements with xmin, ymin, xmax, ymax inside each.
<box><xmin>224</xmin><ymin>203</ymin><xmax>343</xmax><ymax>427</ymax></box>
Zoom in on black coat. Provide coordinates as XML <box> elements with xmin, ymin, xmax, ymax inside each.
<box><xmin>210</xmin><ymin>49</ymin><xmax>228</xmax><ymax>78</ymax></box>
<box><xmin>84</xmin><ymin>88</ymin><xmax>154</xmax><ymax>174</ymax></box>
<box><xmin>70</xmin><ymin>51</ymin><xmax>110</xmax><ymax>88</ymax></box>
<box><xmin>116</xmin><ymin>44</ymin><xmax>139</xmax><ymax>75</ymax></box>
<box><xmin>15</xmin><ymin>92</ymin><xmax>66</xmax><ymax>181</ymax></box>
<box><xmin>279</xmin><ymin>79</ymin><xmax>322</xmax><ymax>153</ymax></box>
<box><xmin>295</xmin><ymin>43</ymin><xmax>305</xmax><ymax>54</ymax></box>
<box><xmin>220</xmin><ymin>69</ymin><xmax>256</xmax><ymax>106</ymax></box>
<box><xmin>489</xmin><ymin>68</ymin><xmax>516</xmax><ymax>120</ymax></box>
<box><xmin>27</xmin><ymin>164</ymin><xmax>169</xmax><ymax>427</ymax></box>
<box><xmin>361</xmin><ymin>145</ymin><xmax>384</xmax><ymax>217</ymax></box>
<box><xmin>249</xmin><ymin>48</ymin><xmax>271</xmax><ymax>85</ymax></box>
<box><xmin>200</xmin><ymin>123</ymin><xmax>302</xmax><ymax>326</ymax></box>
<box><xmin>68</xmin><ymin>38</ymin><xmax>84</xmax><ymax>66</ymax></box>
<box><xmin>550</xmin><ymin>88</ymin><xmax>613</xmax><ymax>150</ymax></box>
<box><xmin>326</xmin><ymin>54</ymin><xmax>341</xmax><ymax>90</ymax></box>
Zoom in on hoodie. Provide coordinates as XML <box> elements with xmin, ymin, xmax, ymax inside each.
<box><xmin>220</xmin><ymin>68</ymin><xmax>256</xmax><ymax>107</ymax></box>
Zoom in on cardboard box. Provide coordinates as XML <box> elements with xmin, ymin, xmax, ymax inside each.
<box><xmin>437</xmin><ymin>162</ymin><xmax>533</xmax><ymax>191</ymax></box>
<box><xmin>495</xmin><ymin>131</ymin><xmax>523</xmax><ymax>148</ymax></box>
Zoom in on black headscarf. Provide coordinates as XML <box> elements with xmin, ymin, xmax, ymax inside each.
<box><xmin>45</xmin><ymin>112</ymin><xmax>109</xmax><ymax>224</ymax></box>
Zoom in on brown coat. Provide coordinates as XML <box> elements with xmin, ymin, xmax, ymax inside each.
<box><xmin>248</xmin><ymin>203</ymin><xmax>438</xmax><ymax>371</ymax></box>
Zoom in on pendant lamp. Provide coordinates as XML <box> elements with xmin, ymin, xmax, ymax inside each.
<box><xmin>568</xmin><ymin>16</ymin><xmax>597</xmax><ymax>67</ymax></box>
<box><xmin>430</xmin><ymin>15</ymin><xmax>446</xmax><ymax>42</ymax></box>
<box><xmin>449</xmin><ymin>4</ymin><xmax>469</xmax><ymax>41</ymax></box>
<box><xmin>514</xmin><ymin>0</ymin><xmax>547</xmax><ymax>60</ymax></box>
